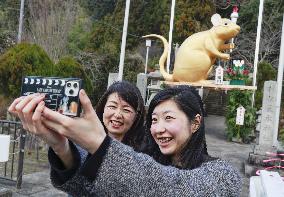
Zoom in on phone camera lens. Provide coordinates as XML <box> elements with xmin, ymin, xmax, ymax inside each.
<box><xmin>73</xmin><ymin>83</ymin><xmax>78</xmax><ymax>88</ymax></box>
<box><xmin>69</xmin><ymin>89</ymin><xmax>74</xmax><ymax>95</ymax></box>
<box><xmin>67</xmin><ymin>83</ymin><xmax>71</xmax><ymax>87</ymax></box>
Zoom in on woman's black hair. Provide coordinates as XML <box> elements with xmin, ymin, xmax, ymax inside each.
<box><xmin>95</xmin><ymin>81</ymin><xmax>145</xmax><ymax>151</ymax></box>
<box><xmin>143</xmin><ymin>85</ymin><xmax>215</xmax><ymax>169</ymax></box>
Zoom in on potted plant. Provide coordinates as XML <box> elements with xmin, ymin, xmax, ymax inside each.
<box><xmin>225</xmin><ymin>60</ymin><xmax>250</xmax><ymax>85</ymax></box>
<box><xmin>225</xmin><ymin>90</ymin><xmax>256</xmax><ymax>143</ymax></box>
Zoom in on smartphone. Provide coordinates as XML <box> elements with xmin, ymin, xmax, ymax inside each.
<box><xmin>21</xmin><ymin>76</ymin><xmax>83</xmax><ymax>117</ymax></box>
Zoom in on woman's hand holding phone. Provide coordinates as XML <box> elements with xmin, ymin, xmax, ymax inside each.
<box><xmin>8</xmin><ymin>90</ymin><xmax>106</xmax><ymax>169</ymax></box>
<box><xmin>41</xmin><ymin>89</ymin><xmax>106</xmax><ymax>154</ymax></box>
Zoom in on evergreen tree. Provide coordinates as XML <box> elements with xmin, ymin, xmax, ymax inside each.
<box><xmin>81</xmin><ymin>0</ymin><xmax>117</xmax><ymax>20</ymax></box>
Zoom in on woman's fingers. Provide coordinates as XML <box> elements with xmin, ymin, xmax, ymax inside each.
<box><xmin>33</xmin><ymin>101</ymin><xmax>45</xmax><ymax>122</ymax></box>
<box><xmin>42</xmin><ymin>107</ymin><xmax>73</xmax><ymax>137</ymax></box>
<box><xmin>79</xmin><ymin>90</ymin><xmax>96</xmax><ymax>117</ymax></box>
<box><xmin>42</xmin><ymin>107</ymin><xmax>71</xmax><ymax>125</ymax></box>
<box><xmin>9</xmin><ymin>93</ymin><xmax>44</xmax><ymax>131</ymax></box>
<box><xmin>22</xmin><ymin>94</ymin><xmax>45</xmax><ymax>132</ymax></box>
<box><xmin>22</xmin><ymin>94</ymin><xmax>45</xmax><ymax>114</ymax></box>
<box><xmin>15</xmin><ymin>93</ymin><xmax>39</xmax><ymax>111</ymax></box>
<box><xmin>33</xmin><ymin>103</ymin><xmax>69</xmax><ymax>155</ymax></box>
<box><xmin>32</xmin><ymin>101</ymin><xmax>47</xmax><ymax>136</ymax></box>
<box><xmin>15</xmin><ymin>94</ymin><xmax>39</xmax><ymax>128</ymax></box>
<box><xmin>42</xmin><ymin>117</ymin><xmax>67</xmax><ymax>136</ymax></box>
<box><xmin>8</xmin><ymin>97</ymin><xmax>23</xmax><ymax>116</ymax></box>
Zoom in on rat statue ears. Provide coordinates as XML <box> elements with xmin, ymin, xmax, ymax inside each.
<box><xmin>211</xmin><ymin>13</ymin><xmax>222</xmax><ymax>26</ymax></box>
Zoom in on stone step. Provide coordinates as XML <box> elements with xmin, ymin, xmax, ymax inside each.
<box><xmin>203</xmin><ymin>90</ymin><xmax>227</xmax><ymax>116</ymax></box>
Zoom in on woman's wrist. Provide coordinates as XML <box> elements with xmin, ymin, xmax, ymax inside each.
<box><xmin>80</xmin><ymin>136</ymin><xmax>111</xmax><ymax>180</ymax></box>
<box><xmin>86</xmin><ymin>133</ymin><xmax>107</xmax><ymax>154</ymax></box>
<box><xmin>52</xmin><ymin>138</ymin><xmax>69</xmax><ymax>156</ymax></box>
<box><xmin>53</xmin><ymin>139</ymin><xmax>74</xmax><ymax>169</ymax></box>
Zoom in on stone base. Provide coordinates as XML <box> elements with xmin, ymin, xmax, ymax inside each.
<box><xmin>245</xmin><ymin>158</ymin><xmax>284</xmax><ymax>177</ymax></box>
<box><xmin>244</xmin><ymin>161</ymin><xmax>260</xmax><ymax>177</ymax></box>
<box><xmin>246</xmin><ymin>145</ymin><xmax>284</xmax><ymax>177</ymax></box>
<box><xmin>232</xmin><ymin>137</ymin><xmax>242</xmax><ymax>143</ymax></box>
<box><xmin>253</xmin><ymin>145</ymin><xmax>277</xmax><ymax>156</ymax></box>
<box><xmin>248</xmin><ymin>152</ymin><xmax>270</xmax><ymax>166</ymax></box>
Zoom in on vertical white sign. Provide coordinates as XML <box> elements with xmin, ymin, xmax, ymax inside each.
<box><xmin>215</xmin><ymin>66</ymin><xmax>224</xmax><ymax>85</ymax></box>
<box><xmin>236</xmin><ymin>106</ymin><xmax>246</xmax><ymax>125</ymax></box>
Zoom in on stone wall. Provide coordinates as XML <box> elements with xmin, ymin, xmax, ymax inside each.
<box><xmin>203</xmin><ymin>90</ymin><xmax>228</xmax><ymax>116</ymax></box>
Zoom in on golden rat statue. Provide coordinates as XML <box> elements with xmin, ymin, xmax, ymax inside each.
<box><xmin>143</xmin><ymin>14</ymin><xmax>240</xmax><ymax>83</ymax></box>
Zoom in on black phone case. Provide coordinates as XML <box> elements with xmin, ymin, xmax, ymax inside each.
<box><xmin>21</xmin><ymin>76</ymin><xmax>83</xmax><ymax>117</ymax></box>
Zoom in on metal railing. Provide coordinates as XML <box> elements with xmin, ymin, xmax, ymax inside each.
<box><xmin>0</xmin><ymin>120</ymin><xmax>25</xmax><ymax>189</ymax></box>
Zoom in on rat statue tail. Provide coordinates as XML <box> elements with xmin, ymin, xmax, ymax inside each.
<box><xmin>142</xmin><ymin>34</ymin><xmax>174</xmax><ymax>81</ymax></box>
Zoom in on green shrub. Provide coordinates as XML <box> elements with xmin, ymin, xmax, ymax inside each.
<box><xmin>279</xmin><ymin>128</ymin><xmax>284</xmax><ymax>145</ymax></box>
<box><xmin>0</xmin><ymin>43</ymin><xmax>54</xmax><ymax>98</ymax></box>
<box><xmin>54</xmin><ymin>56</ymin><xmax>93</xmax><ymax>96</ymax></box>
<box><xmin>0</xmin><ymin>94</ymin><xmax>11</xmax><ymax>119</ymax></box>
<box><xmin>226</xmin><ymin>90</ymin><xmax>256</xmax><ymax>142</ymax></box>
<box><xmin>147</xmin><ymin>56</ymin><xmax>160</xmax><ymax>71</ymax></box>
<box><xmin>255</xmin><ymin>61</ymin><xmax>277</xmax><ymax>109</ymax></box>
<box><xmin>0</xmin><ymin>44</ymin><xmax>94</xmax><ymax>100</ymax></box>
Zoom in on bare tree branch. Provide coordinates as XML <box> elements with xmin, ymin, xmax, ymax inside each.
<box><xmin>25</xmin><ymin>0</ymin><xmax>79</xmax><ymax>62</ymax></box>
<box><xmin>236</xmin><ymin>15</ymin><xmax>281</xmax><ymax>68</ymax></box>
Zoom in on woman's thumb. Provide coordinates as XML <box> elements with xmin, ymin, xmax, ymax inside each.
<box><xmin>79</xmin><ymin>89</ymin><xmax>95</xmax><ymax>115</ymax></box>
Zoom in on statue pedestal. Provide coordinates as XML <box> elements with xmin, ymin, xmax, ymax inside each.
<box><xmin>163</xmin><ymin>80</ymin><xmax>256</xmax><ymax>91</ymax></box>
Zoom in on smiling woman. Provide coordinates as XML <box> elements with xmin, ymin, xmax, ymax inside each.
<box><xmin>143</xmin><ymin>86</ymin><xmax>216</xmax><ymax>169</ymax></box>
<box><xmin>150</xmin><ymin>99</ymin><xmax>201</xmax><ymax>162</ymax></box>
<box><xmin>95</xmin><ymin>80</ymin><xmax>145</xmax><ymax>151</ymax></box>
<box><xmin>102</xmin><ymin>93</ymin><xmax>137</xmax><ymax>141</ymax></box>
